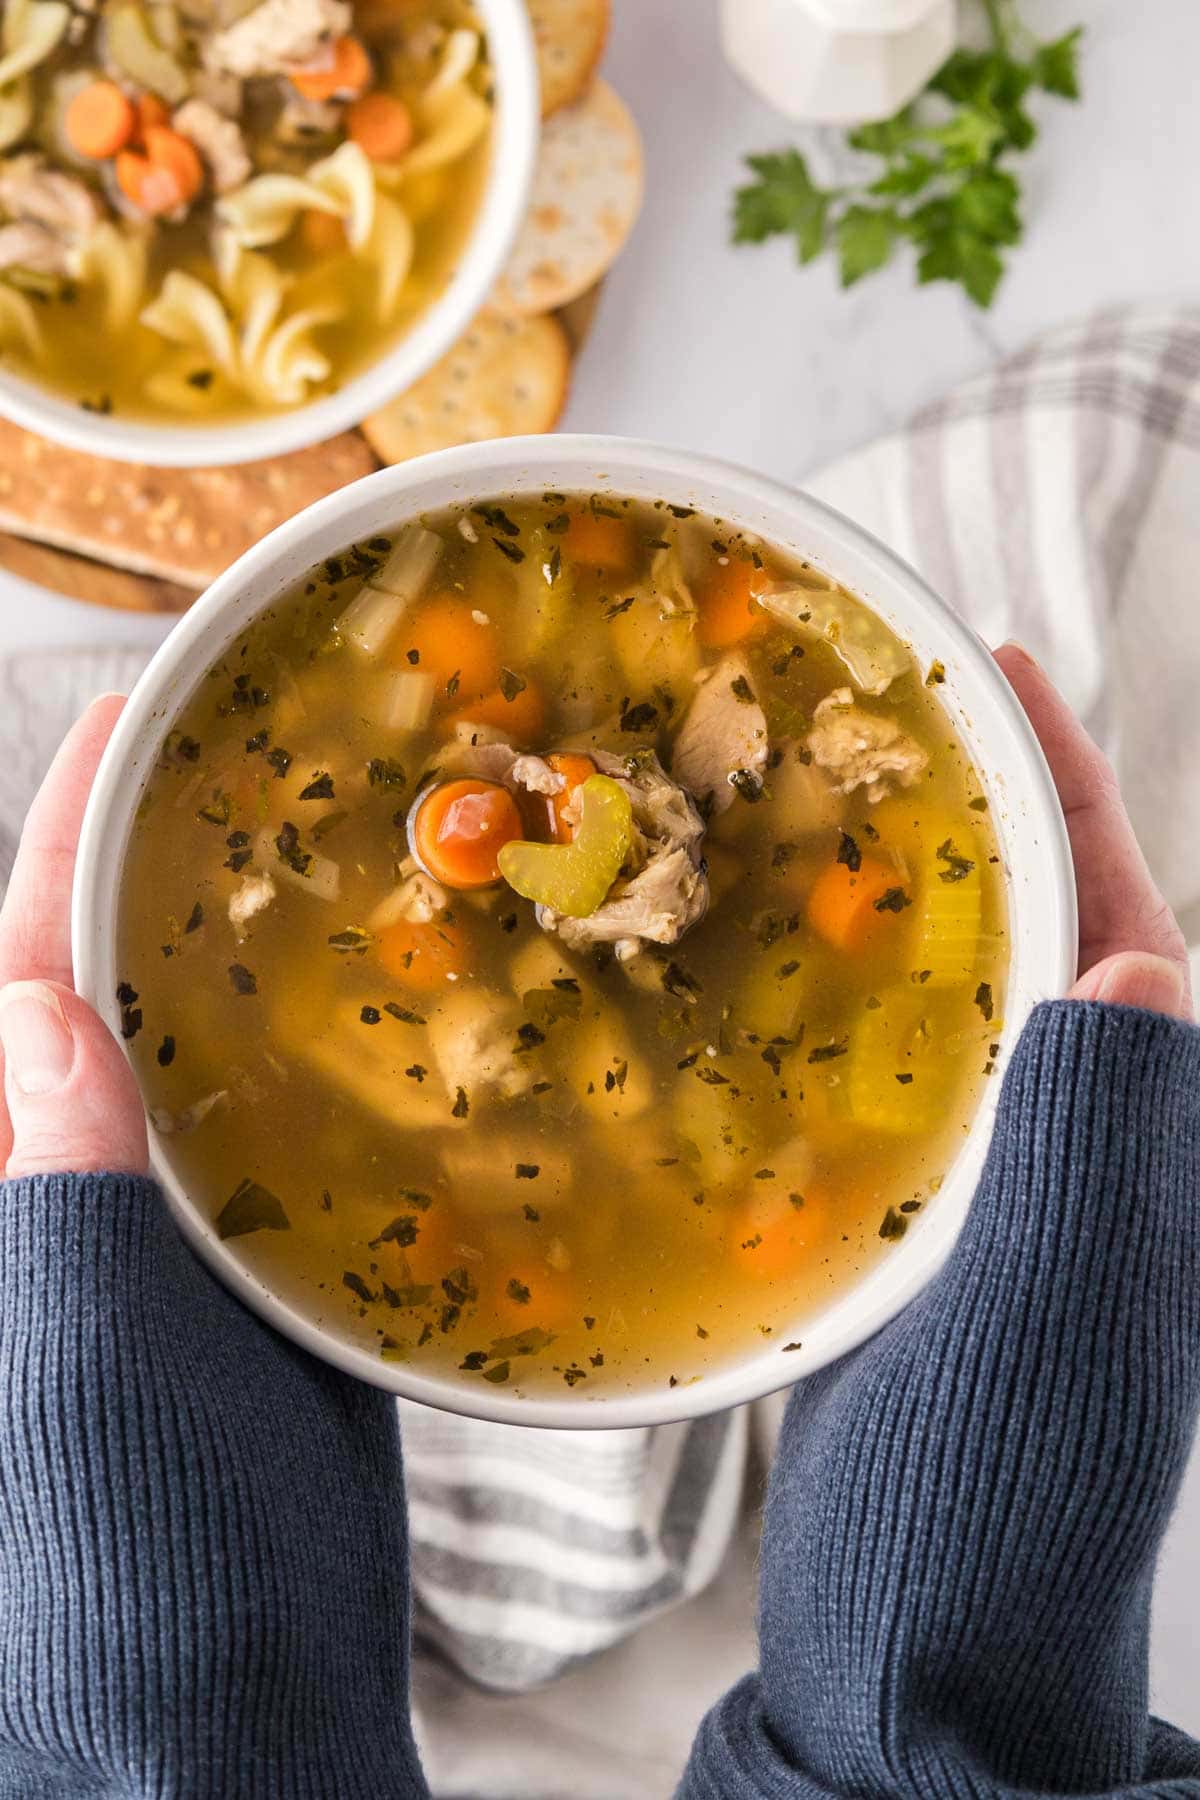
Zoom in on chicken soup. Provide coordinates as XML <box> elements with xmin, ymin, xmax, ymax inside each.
<box><xmin>0</xmin><ymin>0</ymin><xmax>492</xmax><ymax>421</ymax></box>
<box><xmin>118</xmin><ymin>495</ymin><xmax>1009</xmax><ymax>1396</ymax></box>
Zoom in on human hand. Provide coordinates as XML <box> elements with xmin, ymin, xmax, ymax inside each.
<box><xmin>0</xmin><ymin>697</ymin><xmax>148</xmax><ymax>1180</ymax></box>
<box><xmin>995</xmin><ymin>643</ymin><xmax>1193</xmax><ymax>1022</ymax></box>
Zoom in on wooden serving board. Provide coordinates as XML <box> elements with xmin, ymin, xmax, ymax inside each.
<box><xmin>0</xmin><ymin>283</ymin><xmax>603</xmax><ymax>617</ymax></box>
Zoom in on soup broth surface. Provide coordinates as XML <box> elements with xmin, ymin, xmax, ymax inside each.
<box><xmin>119</xmin><ymin>493</ymin><xmax>1009</xmax><ymax>1398</ymax></box>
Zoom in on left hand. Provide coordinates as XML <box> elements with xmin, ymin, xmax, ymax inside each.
<box><xmin>0</xmin><ymin>697</ymin><xmax>148</xmax><ymax>1180</ymax></box>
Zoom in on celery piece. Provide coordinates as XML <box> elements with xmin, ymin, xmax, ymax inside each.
<box><xmin>497</xmin><ymin>775</ymin><xmax>633</xmax><ymax>918</ymax></box>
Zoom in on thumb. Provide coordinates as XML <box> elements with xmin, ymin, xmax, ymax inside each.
<box><xmin>0</xmin><ymin>981</ymin><xmax>149</xmax><ymax>1179</ymax></box>
<box><xmin>1069</xmin><ymin>951</ymin><xmax>1194</xmax><ymax>1023</ymax></box>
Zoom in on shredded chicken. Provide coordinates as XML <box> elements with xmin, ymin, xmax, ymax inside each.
<box><xmin>671</xmin><ymin>654</ymin><xmax>769</xmax><ymax>814</ymax></box>
<box><xmin>228</xmin><ymin>870</ymin><xmax>276</xmax><ymax>937</ymax></box>
<box><xmin>0</xmin><ymin>157</ymin><xmax>101</xmax><ymax>263</ymax></box>
<box><xmin>204</xmin><ymin>0</ymin><xmax>351</xmax><ymax>79</ymax></box>
<box><xmin>174</xmin><ymin>99</ymin><xmax>251</xmax><ymax>194</ymax></box>
<box><xmin>368</xmin><ymin>866</ymin><xmax>449</xmax><ymax>930</ymax></box>
<box><xmin>509</xmin><ymin>754</ymin><xmax>561</xmax><ymax>797</ymax></box>
<box><xmin>806</xmin><ymin>687</ymin><xmax>929</xmax><ymax>803</ymax></box>
<box><xmin>538</xmin><ymin>750</ymin><xmax>709</xmax><ymax>955</ymax></box>
<box><xmin>0</xmin><ymin>221</ymin><xmax>70</xmax><ymax>275</ymax></box>
<box><xmin>426</xmin><ymin>990</ymin><xmax>534</xmax><ymax>1106</ymax></box>
<box><xmin>150</xmin><ymin>1091</ymin><xmax>227</xmax><ymax>1135</ymax></box>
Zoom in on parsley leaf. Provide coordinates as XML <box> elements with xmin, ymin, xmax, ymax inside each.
<box><xmin>730</xmin><ymin>4</ymin><xmax>1082</xmax><ymax>309</ymax></box>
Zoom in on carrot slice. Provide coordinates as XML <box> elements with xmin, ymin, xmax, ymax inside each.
<box><xmin>347</xmin><ymin>90</ymin><xmax>414</xmax><ymax>160</ymax></box>
<box><xmin>697</xmin><ymin>558</ymin><xmax>763</xmax><ymax>648</ymax></box>
<box><xmin>144</xmin><ymin>125</ymin><xmax>204</xmax><ymax>202</ymax></box>
<box><xmin>376</xmin><ymin>917</ymin><xmax>470</xmax><ymax>990</ymax></box>
<box><xmin>65</xmin><ymin>80</ymin><xmax>135</xmax><ymax>160</ymax></box>
<box><xmin>454</xmin><ymin>679</ymin><xmax>545</xmax><ymax>745</ymax></box>
<box><xmin>392</xmin><ymin>595</ymin><xmax>500</xmax><ymax>699</ymax></box>
<box><xmin>117</xmin><ymin>126</ymin><xmax>204</xmax><ymax>216</ymax></box>
<box><xmin>544</xmin><ymin>751</ymin><xmax>596</xmax><ymax>843</ymax></box>
<box><xmin>134</xmin><ymin>92</ymin><xmax>169</xmax><ymax>141</ymax></box>
<box><xmin>806</xmin><ymin>854</ymin><xmax>905</xmax><ymax>954</ymax></box>
<box><xmin>564</xmin><ymin>509</ymin><xmax>634</xmax><ymax>572</ymax></box>
<box><xmin>289</xmin><ymin>34</ymin><xmax>372</xmax><ymax>100</ymax></box>
<box><xmin>494</xmin><ymin>1264</ymin><xmax>576</xmax><ymax>1329</ymax></box>
<box><xmin>410</xmin><ymin>779</ymin><xmax>524</xmax><ymax>890</ymax></box>
<box><xmin>730</xmin><ymin>1187</ymin><xmax>831</xmax><ymax>1280</ymax></box>
<box><xmin>300</xmin><ymin>207</ymin><xmax>347</xmax><ymax>255</ymax></box>
<box><xmin>115</xmin><ymin>150</ymin><xmax>178</xmax><ymax>216</ymax></box>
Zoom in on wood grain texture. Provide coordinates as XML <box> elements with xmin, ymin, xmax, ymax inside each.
<box><xmin>0</xmin><ymin>419</ymin><xmax>379</xmax><ymax>589</ymax></box>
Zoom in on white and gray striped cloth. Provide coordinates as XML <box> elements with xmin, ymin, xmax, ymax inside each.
<box><xmin>2</xmin><ymin>305</ymin><xmax>1200</xmax><ymax>1795</ymax></box>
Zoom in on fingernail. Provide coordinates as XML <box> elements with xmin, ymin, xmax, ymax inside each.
<box><xmin>0</xmin><ymin>984</ymin><xmax>76</xmax><ymax>1096</ymax></box>
<box><xmin>1093</xmin><ymin>955</ymin><xmax>1187</xmax><ymax>1017</ymax></box>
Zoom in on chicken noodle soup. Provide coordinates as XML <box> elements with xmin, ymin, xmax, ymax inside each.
<box><xmin>118</xmin><ymin>495</ymin><xmax>1009</xmax><ymax>1396</ymax></box>
<box><xmin>0</xmin><ymin>0</ymin><xmax>492</xmax><ymax>421</ymax></box>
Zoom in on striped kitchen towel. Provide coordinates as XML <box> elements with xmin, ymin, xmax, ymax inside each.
<box><xmin>2</xmin><ymin>309</ymin><xmax>1199</xmax><ymax>1786</ymax></box>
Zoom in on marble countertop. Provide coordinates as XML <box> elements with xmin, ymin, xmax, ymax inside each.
<box><xmin>1</xmin><ymin>0</ymin><xmax>1197</xmax><ymax>1740</ymax></box>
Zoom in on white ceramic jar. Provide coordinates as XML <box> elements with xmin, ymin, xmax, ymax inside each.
<box><xmin>721</xmin><ymin>0</ymin><xmax>957</xmax><ymax>125</ymax></box>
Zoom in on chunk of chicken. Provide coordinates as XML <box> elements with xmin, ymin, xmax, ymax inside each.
<box><xmin>173</xmin><ymin>99</ymin><xmax>251</xmax><ymax>194</ymax></box>
<box><xmin>540</xmin><ymin>750</ymin><xmax>709</xmax><ymax>956</ymax></box>
<box><xmin>0</xmin><ymin>221</ymin><xmax>69</xmax><ymax>275</ymax></box>
<box><xmin>368</xmin><ymin>865</ymin><xmax>449</xmax><ymax>930</ymax></box>
<box><xmin>204</xmin><ymin>0</ymin><xmax>351</xmax><ymax>79</ymax></box>
<box><xmin>426</xmin><ymin>989</ymin><xmax>534</xmax><ymax>1108</ymax></box>
<box><xmin>228</xmin><ymin>869</ymin><xmax>276</xmax><ymax>937</ymax></box>
<box><xmin>806</xmin><ymin>687</ymin><xmax>929</xmax><ymax>803</ymax></box>
<box><xmin>671</xmin><ymin>654</ymin><xmax>769</xmax><ymax>815</ymax></box>
<box><xmin>440</xmin><ymin>1137</ymin><xmax>572</xmax><ymax>1213</ymax></box>
<box><xmin>0</xmin><ymin>157</ymin><xmax>101</xmax><ymax>233</ymax></box>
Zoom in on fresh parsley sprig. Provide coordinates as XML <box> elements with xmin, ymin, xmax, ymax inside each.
<box><xmin>732</xmin><ymin>3</ymin><xmax>1083</xmax><ymax>308</ymax></box>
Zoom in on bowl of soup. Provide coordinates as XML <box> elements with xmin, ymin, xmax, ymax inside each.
<box><xmin>0</xmin><ymin>0</ymin><xmax>537</xmax><ymax>466</ymax></box>
<box><xmin>72</xmin><ymin>437</ymin><xmax>1077</xmax><ymax>1427</ymax></box>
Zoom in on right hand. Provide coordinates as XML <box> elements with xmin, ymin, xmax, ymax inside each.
<box><xmin>995</xmin><ymin>643</ymin><xmax>1193</xmax><ymax>1022</ymax></box>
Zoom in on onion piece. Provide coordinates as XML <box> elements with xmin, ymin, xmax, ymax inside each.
<box><xmin>337</xmin><ymin>524</ymin><xmax>442</xmax><ymax>657</ymax></box>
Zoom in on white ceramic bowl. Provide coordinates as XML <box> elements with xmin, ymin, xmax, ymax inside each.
<box><xmin>73</xmin><ymin>437</ymin><xmax>1078</xmax><ymax>1428</ymax></box>
<box><xmin>0</xmin><ymin>1</ymin><xmax>539</xmax><ymax>468</ymax></box>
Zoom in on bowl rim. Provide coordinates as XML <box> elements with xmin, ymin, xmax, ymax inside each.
<box><xmin>0</xmin><ymin>0</ymin><xmax>540</xmax><ymax>469</ymax></box>
<box><xmin>72</xmin><ymin>434</ymin><xmax>1079</xmax><ymax>1429</ymax></box>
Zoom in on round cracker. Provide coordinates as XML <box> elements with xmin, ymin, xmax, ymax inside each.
<box><xmin>361</xmin><ymin>310</ymin><xmax>571</xmax><ymax>464</ymax></box>
<box><xmin>528</xmin><ymin>0</ymin><xmax>610</xmax><ymax>117</ymax></box>
<box><xmin>490</xmin><ymin>79</ymin><xmax>643</xmax><ymax>317</ymax></box>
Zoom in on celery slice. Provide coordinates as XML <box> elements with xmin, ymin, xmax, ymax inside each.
<box><xmin>497</xmin><ymin>775</ymin><xmax>633</xmax><ymax>918</ymax></box>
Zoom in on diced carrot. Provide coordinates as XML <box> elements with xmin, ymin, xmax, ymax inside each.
<box><xmin>410</xmin><ymin>779</ymin><xmax>524</xmax><ymax>890</ymax></box>
<box><xmin>116</xmin><ymin>125</ymin><xmax>203</xmax><ymax>216</ymax></box>
<box><xmin>300</xmin><ymin>207</ymin><xmax>347</xmax><ymax>255</ymax></box>
<box><xmin>493</xmin><ymin>1264</ymin><xmax>576</xmax><ymax>1329</ymax></box>
<box><xmin>144</xmin><ymin>125</ymin><xmax>204</xmax><ymax>202</ymax></box>
<box><xmin>289</xmin><ymin>34</ymin><xmax>372</xmax><ymax>100</ymax></box>
<box><xmin>730</xmin><ymin>1186</ymin><xmax>831</xmax><ymax>1280</ymax></box>
<box><xmin>392</xmin><ymin>595</ymin><xmax>499</xmax><ymax>699</ymax></box>
<box><xmin>454</xmin><ymin>679</ymin><xmax>545</xmax><ymax>746</ymax></box>
<box><xmin>697</xmin><ymin>558</ymin><xmax>763</xmax><ymax>648</ymax></box>
<box><xmin>115</xmin><ymin>150</ymin><xmax>177</xmax><ymax>216</ymax></box>
<box><xmin>543</xmin><ymin>751</ymin><xmax>596</xmax><ymax>843</ymax></box>
<box><xmin>376</xmin><ymin>916</ymin><xmax>470</xmax><ymax>990</ymax></box>
<box><xmin>564</xmin><ymin>509</ymin><xmax>634</xmax><ymax>572</ymax></box>
<box><xmin>134</xmin><ymin>92</ymin><xmax>170</xmax><ymax>141</ymax></box>
<box><xmin>65</xmin><ymin>80</ymin><xmax>135</xmax><ymax>160</ymax></box>
<box><xmin>806</xmin><ymin>854</ymin><xmax>905</xmax><ymax>954</ymax></box>
<box><xmin>347</xmin><ymin>90</ymin><xmax>414</xmax><ymax>160</ymax></box>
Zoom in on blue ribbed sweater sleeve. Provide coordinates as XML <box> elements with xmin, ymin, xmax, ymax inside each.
<box><xmin>1</xmin><ymin>1002</ymin><xmax>1199</xmax><ymax>1797</ymax></box>
<box><xmin>0</xmin><ymin>1169</ymin><xmax>427</xmax><ymax>1798</ymax></box>
<box><xmin>682</xmin><ymin>1000</ymin><xmax>1200</xmax><ymax>1797</ymax></box>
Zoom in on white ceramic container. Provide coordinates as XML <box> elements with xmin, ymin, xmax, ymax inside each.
<box><xmin>721</xmin><ymin>0</ymin><xmax>957</xmax><ymax>125</ymax></box>
<box><xmin>0</xmin><ymin>0</ymin><xmax>539</xmax><ymax>468</ymax></box>
<box><xmin>72</xmin><ymin>435</ymin><xmax>1077</xmax><ymax>1429</ymax></box>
